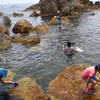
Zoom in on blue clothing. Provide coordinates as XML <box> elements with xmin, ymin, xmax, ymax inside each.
<box><xmin>58</xmin><ymin>20</ymin><xmax>61</xmax><ymax>25</ymax></box>
<box><xmin>83</xmin><ymin>75</ymin><xmax>97</xmax><ymax>83</ymax></box>
<box><xmin>0</xmin><ymin>69</ymin><xmax>7</xmax><ymax>78</ymax></box>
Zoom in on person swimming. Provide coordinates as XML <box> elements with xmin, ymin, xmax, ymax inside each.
<box><xmin>62</xmin><ymin>41</ymin><xmax>77</xmax><ymax>55</ymax></box>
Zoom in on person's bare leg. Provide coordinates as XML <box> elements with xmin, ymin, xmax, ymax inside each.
<box><xmin>0</xmin><ymin>78</ymin><xmax>15</xmax><ymax>84</ymax></box>
<box><xmin>89</xmin><ymin>80</ymin><xmax>97</xmax><ymax>90</ymax></box>
<box><xmin>95</xmin><ymin>78</ymin><xmax>99</xmax><ymax>83</ymax></box>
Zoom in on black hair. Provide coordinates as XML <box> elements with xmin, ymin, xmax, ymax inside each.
<box><xmin>58</xmin><ymin>17</ymin><xmax>60</xmax><ymax>20</ymax></box>
<box><xmin>95</xmin><ymin>64</ymin><xmax>100</xmax><ymax>70</ymax></box>
<box><xmin>67</xmin><ymin>41</ymin><xmax>72</xmax><ymax>47</ymax></box>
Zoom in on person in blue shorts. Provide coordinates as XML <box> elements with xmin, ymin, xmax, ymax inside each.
<box><xmin>0</xmin><ymin>69</ymin><xmax>19</xmax><ymax>87</ymax></box>
<box><xmin>82</xmin><ymin>64</ymin><xmax>100</xmax><ymax>95</ymax></box>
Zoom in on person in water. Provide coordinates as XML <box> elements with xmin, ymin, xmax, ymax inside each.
<box><xmin>62</xmin><ymin>41</ymin><xmax>77</xmax><ymax>55</ymax></box>
<box><xmin>57</xmin><ymin>10</ymin><xmax>62</xmax><ymax>17</ymax></box>
<box><xmin>0</xmin><ymin>69</ymin><xmax>19</xmax><ymax>87</ymax></box>
<box><xmin>58</xmin><ymin>17</ymin><xmax>63</xmax><ymax>29</ymax></box>
<box><xmin>82</xmin><ymin>64</ymin><xmax>100</xmax><ymax>95</ymax></box>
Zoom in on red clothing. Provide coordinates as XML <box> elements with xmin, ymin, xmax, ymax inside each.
<box><xmin>82</xmin><ymin>66</ymin><xmax>96</xmax><ymax>79</ymax></box>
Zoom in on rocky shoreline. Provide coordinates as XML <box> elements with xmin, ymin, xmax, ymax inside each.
<box><xmin>0</xmin><ymin>0</ymin><xmax>100</xmax><ymax>100</ymax></box>
<box><xmin>5</xmin><ymin>64</ymin><xmax>100</xmax><ymax>100</ymax></box>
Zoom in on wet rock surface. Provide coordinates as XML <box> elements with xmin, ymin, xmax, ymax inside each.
<box><xmin>48</xmin><ymin>64</ymin><xmax>100</xmax><ymax>100</ymax></box>
<box><xmin>7</xmin><ymin>78</ymin><xmax>46</xmax><ymax>100</ymax></box>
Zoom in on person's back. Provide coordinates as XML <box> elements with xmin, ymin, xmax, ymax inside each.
<box><xmin>58</xmin><ymin>18</ymin><xmax>61</xmax><ymax>25</ymax></box>
<box><xmin>64</xmin><ymin>47</ymin><xmax>75</xmax><ymax>55</ymax></box>
<box><xmin>62</xmin><ymin>41</ymin><xmax>77</xmax><ymax>55</ymax></box>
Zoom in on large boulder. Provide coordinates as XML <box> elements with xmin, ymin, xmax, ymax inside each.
<box><xmin>49</xmin><ymin>17</ymin><xmax>70</xmax><ymax>25</ymax></box>
<box><xmin>3</xmin><ymin>16</ymin><xmax>11</xmax><ymax>26</ymax></box>
<box><xmin>34</xmin><ymin>23</ymin><xmax>49</xmax><ymax>34</ymax></box>
<box><xmin>12</xmin><ymin>19</ymin><xmax>34</xmax><ymax>33</ymax></box>
<box><xmin>21</xmin><ymin>36</ymin><xmax>41</xmax><ymax>45</ymax></box>
<box><xmin>0</xmin><ymin>32</ymin><xmax>12</xmax><ymax>50</ymax></box>
<box><xmin>48</xmin><ymin>64</ymin><xmax>100</xmax><ymax>100</ymax></box>
<box><xmin>11</xmin><ymin>33</ymin><xmax>41</xmax><ymax>45</ymax></box>
<box><xmin>7</xmin><ymin>78</ymin><xmax>46</xmax><ymax>100</ymax></box>
<box><xmin>40</xmin><ymin>0</ymin><xmax>88</xmax><ymax>17</ymax></box>
<box><xmin>0</xmin><ymin>24</ymin><xmax>10</xmax><ymax>36</ymax></box>
<box><xmin>40</xmin><ymin>0</ymin><xmax>57</xmax><ymax>17</ymax></box>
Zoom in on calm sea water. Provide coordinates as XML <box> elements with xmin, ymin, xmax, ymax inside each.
<box><xmin>0</xmin><ymin>3</ymin><xmax>100</xmax><ymax>100</ymax></box>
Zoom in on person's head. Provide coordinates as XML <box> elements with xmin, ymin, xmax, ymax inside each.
<box><xmin>67</xmin><ymin>41</ymin><xmax>72</xmax><ymax>47</ymax></box>
<box><xmin>58</xmin><ymin>17</ymin><xmax>60</xmax><ymax>20</ymax></box>
<box><xmin>95</xmin><ymin>64</ymin><xmax>100</xmax><ymax>73</ymax></box>
<box><xmin>57</xmin><ymin>10</ymin><xmax>60</xmax><ymax>14</ymax></box>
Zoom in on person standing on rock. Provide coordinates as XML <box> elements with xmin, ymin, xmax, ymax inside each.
<box><xmin>57</xmin><ymin>10</ymin><xmax>62</xmax><ymax>17</ymax></box>
<box><xmin>82</xmin><ymin>64</ymin><xmax>100</xmax><ymax>95</ymax></box>
<box><xmin>54</xmin><ymin>10</ymin><xmax>62</xmax><ymax>18</ymax></box>
<box><xmin>0</xmin><ymin>69</ymin><xmax>19</xmax><ymax>87</ymax></box>
<box><xmin>62</xmin><ymin>41</ymin><xmax>77</xmax><ymax>56</ymax></box>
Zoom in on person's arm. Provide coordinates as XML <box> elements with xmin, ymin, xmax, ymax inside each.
<box><xmin>85</xmin><ymin>75</ymin><xmax>91</xmax><ymax>90</ymax></box>
<box><xmin>62</xmin><ymin>45</ymin><xmax>65</xmax><ymax>51</ymax></box>
<box><xmin>75</xmin><ymin>47</ymin><xmax>77</xmax><ymax>52</ymax></box>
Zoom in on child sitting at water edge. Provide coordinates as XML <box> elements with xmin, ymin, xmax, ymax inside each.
<box><xmin>0</xmin><ymin>69</ymin><xmax>19</xmax><ymax>87</ymax></box>
<box><xmin>82</xmin><ymin>64</ymin><xmax>100</xmax><ymax>95</ymax></box>
<box><xmin>62</xmin><ymin>41</ymin><xmax>77</xmax><ymax>55</ymax></box>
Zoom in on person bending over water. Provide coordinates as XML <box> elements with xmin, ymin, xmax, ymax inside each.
<box><xmin>0</xmin><ymin>69</ymin><xmax>19</xmax><ymax>87</ymax></box>
<box><xmin>62</xmin><ymin>41</ymin><xmax>77</xmax><ymax>56</ymax></box>
<box><xmin>82</xmin><ymin>64</ymin><xmax>100</xmax><ymax>95</ymax></box>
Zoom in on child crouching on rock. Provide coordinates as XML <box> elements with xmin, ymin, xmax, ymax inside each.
<box><xmin>82</xmin><ymin>64</ymin><xmax>100</xmax><ymax>95</ymax></box>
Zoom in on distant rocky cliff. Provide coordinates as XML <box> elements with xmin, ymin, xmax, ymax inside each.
<box><xmin>25</xmin><ymin>0</ymin><xmax>100</xmax><ymax>17</ymax></box>
<box><xmin>40</xmin><ymin>0</ymin><xmax>90</xmax><ymax>17</ymax></box>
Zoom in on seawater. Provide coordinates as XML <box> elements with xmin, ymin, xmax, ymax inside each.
<box><xmin>0</xmin><ymin>3</ymin><xmax>100</xmax><ymax>100</ymax></box>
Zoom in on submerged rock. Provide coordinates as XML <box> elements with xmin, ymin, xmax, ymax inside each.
<box><xmin>48</xmin><ymin>64</ymin><xmax>100</xmax><ymax>100</ymax></box>
<box><xmin>13</xmin><ymin>12</ymin><xmax>24</xmax><ymax>17</ymax></box>
<box><xmin>7</xmin><ymin>78</ymin><xmax>46</xmax><ymax>100</ymax></box>
<box><xmin>21</xmin><ymin>36</ymin><xmax>41</xmax><ymax>45</ymax></box>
